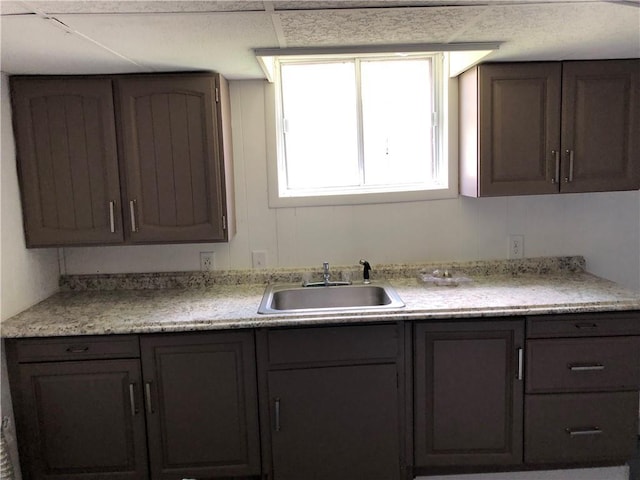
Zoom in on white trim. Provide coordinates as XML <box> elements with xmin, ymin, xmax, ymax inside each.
<box><xmin>264</xmin><ymin>57</ymin><xmax>460</xmax><ymax>208</ymax></box>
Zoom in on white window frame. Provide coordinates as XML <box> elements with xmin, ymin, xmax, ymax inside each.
<box><xmin>265</xmin><ymin>52</ymin><xmax>459</xmax><ymax>208</ymax></box>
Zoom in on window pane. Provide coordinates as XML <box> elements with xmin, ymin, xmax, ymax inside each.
<box><xmin>360</xmin><ymin>59</ymin><xmax>434</xmax><ymax>186</ymax></box>
<box><xmin>281</xmin><ymin>62</ymin><xmax>360</xmax><ymax>190</ymax></box>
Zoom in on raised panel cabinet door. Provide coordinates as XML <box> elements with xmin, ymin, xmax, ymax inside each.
<box><xmin>560</xmin><ymin>59</ymin><xmax>640</xmax><ymax>193</ymax></box>
<box><xmin>478</xmin><ymin>63</ymin><xmax>562</xmax><ymax>196</ymax></box>
<box><xmin>17</xmin><ymin>360</ymin><xmax>148</xmax><ymax>480</ymax></box>
<box><xmin>414</xmin><ymin>320</ymin><xmax>525</xmax><ymax>467</ymax></box>
<box><xmin>140</xmin><ymin>331</ymin><xmax>261</xmax><ymax>479</ymax></box>
<box><xmin>10</xmin><ymin>77</ymin><xmax>123</xmax><ymax>247</ymax></box>
<box><xmin>267</xmin><ymin>364</ymin><xmax>402</xmax><ymax>480</ymax></box>
<box><xmin>116</xmin><ymin>74</ymin><xmax>228</xmax><ymax>243</ymax></box>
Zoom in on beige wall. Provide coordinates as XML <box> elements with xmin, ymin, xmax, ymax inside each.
<box><xmin>61</xmin><ymin>80</ymin><xmax>640</xmax><ymax>292</ymax></box>
<box><xmin>1</xmin><ymin>73</ymin><xmax>60</xmax><ymax>480</ymax></box>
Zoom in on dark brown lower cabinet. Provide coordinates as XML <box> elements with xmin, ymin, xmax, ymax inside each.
<box><xmin>17</xmin><ymin>359</ymin><xmax>148</xmax><ymax>480</ymax></box>
<box><xmin>525</xmin><ymin>391</ymin><xmax>639</xmax><ymax>464</ymax></box>
<box><xmin>258</xmin><ymin>323</ymin><xmax>405</xmax><ymax>480</ymax></box>
<box><xmin>414</xmin><ymin>320</ymin><xmax>525</xmax><ymax>469</ymax></box>
<box><xmin>268</xmin><ymin>364</ymin><xmax>401</xmax><ymax>480</ymax></box>
<box><xmin>140</xmin><ymin>331</ymin><xmax>261</xmax><ymax>479</ymax></box>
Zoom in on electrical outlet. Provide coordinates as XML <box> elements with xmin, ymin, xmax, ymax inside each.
<box><xmin>508</xmin><ymin>235</ymin><xmax>524</xmax><ymax>259</ymax></box>
<box><xmin>200</xmin><ymin>252</ymin><xmax>214</xmax><ymax>271</ymax></box>
<box><xmin>252</xmin><ymin>250</ymin><xmax>267</xmax><ymax>269</ymax></box>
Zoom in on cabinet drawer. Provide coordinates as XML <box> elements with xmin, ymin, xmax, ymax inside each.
<box><xmin>525</xmin><ymin>392</ymin><xmax>639</xmax><ymax>464</ymax></box>
<box><xmin>266</xmin><ymin>324</ymin><xmax>399</xmax><ymax>367</ymax></box>
<box><xmin>527</xmin><ymin>312</ymin><xmax>640</xmax><ymax>338</ymax></box>
<box><xmin>526</xmin><ymin>337</ymin><xmax>640</xmax><ymax>393</ymax></box>
<box><xmin>14</xmin><ymin>335</ymin><xmax>140</xmax><ymax>363</ymax></box>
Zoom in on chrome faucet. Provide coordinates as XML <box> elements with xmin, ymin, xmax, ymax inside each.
<box><xmin>302</xmin><ymin>261</ymin><xmax>351</xmax><ymax>287</ymax></box>
<box><xmin>322</xmin><ymin>262</ymin><xmax>330</xmax><ymax>286</ymax></box>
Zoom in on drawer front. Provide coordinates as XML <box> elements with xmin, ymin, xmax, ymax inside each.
<box><xmin>526</xmin><ymin>337</ymin><xmax>640</xmax><ymax>393</ymax></box>
<box><xmin>527</xmin><ymin>312</ymin><xmax>640</xmax><ymax>338</ymax></box>
<box><xmin>266</xmin><ymin>323</ymin><xmax>399</xmax><ymax>367</ymax></box>
<box><xmin>14</xmin><ymin>335</ymin><xmax>140</xmax><ymax>363</ymax></box>
<box><xmin>525</xmin><ymin>391</ymin><xmax>639</xmax><ymax>464</ymax></box>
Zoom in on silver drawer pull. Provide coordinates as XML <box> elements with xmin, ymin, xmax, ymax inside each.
<box><xmin>565</xmin><ymin>427</ymin><xmax>602</xmax><ymax>436</ymax></box>
<box><xmin>574</xmin><ymin>322</ymin><xmax>598</xmax><ymax>330</ymax></box>
<box><xmin>568</xmin><ymin>363</ymin><xmax>605</xmax><ymax>372</ymax></box>
<box><xmin>66</xmin><ymin>345</ymin><xmax>89</xmax><ymax>353</ymax></box>
<box><xmin>109</xmin><ymin>201</ymin><xmax>116</xmax><ymax>233</ymax></box>
<box><xmin>551</xmin><ymin>150</ymin><xmax>560</xmax><ymax>184</ymax></box>
<box><xmin>274</xmin><ymin>398</ymin><xmax>281</xmax><ymax>432</ymax></box>
<box><xmin>129</xmin><ymin>383</ymin><xmax>137</xmax><ymax>416</ymax></box>
<box><xmin>517</xmin><ymin>348</ymin><xmax>524</xmax><ymax>381</ymax></box>
<box><xmin>129</xmin><ymin>200</ymin><xmax>138</xmax><ymax>232</ymax></box>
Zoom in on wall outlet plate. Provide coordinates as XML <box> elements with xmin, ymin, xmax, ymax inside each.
<box><xmin>252</xmin><ymin>250</ymin><xmax>267</xmax><ymax>269</ymax></box>
<box><xmin>508</xmin><ymin>235</ymin><xmax>524</xmax><ymax>259</ymax></box>
<box><xmin>200</xmin><ymin>252</ymin><xmax>214</xmax><ymax>271</ymax></box>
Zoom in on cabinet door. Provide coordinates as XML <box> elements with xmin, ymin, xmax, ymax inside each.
<box><xmin>11</xmin><ymin>77</ymin><xmax>123</xmax><ymax>247</ymax></box>
<box><xmin>478</xmin><ymin>63</ymin><xmax>562</xmax><ymax>196</ymax></box>
<box><xmin>17</xmin><ymin>360</ymin><xmax>148</xmax><ymax>480</ymax></box>
<box><xmin>116</xmin><ymin>74</ymin><xmax>228</xmax><ymax>243</ymax></box>
<box><xmin>140</xmin><ymin>332</ymin><xmax>260</xmax><ymax>479</ymax></box>
<box><xmin>267</xmin><ymin>364</ymin><xmax>401</xmax><ymax>480</ymax></box>
<box><xmin>560</xmin><ymin>59</ymin><xmax>640</xmax><ymax>193</ymax></box>
<box><xmin>414</xmin><ymin>320</ymin><xmax>524</xmax><ymax>467</ymax></box>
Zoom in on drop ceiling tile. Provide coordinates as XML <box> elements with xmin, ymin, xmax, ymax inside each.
<box><xmin>0</xmin><ymin>15</ymin><xmax>145</xmax><ymax>74</ymax></box>
<box><xmin>23</xmin><ymin>1</ymin><xmax>266</xmax><ymax>14</ymax></box>
<box><xmin>54</xmin><ymin>12</ymin><xmax>279</xmax><ymax>78</ymax></box>
<box><xmin>278</xmin><ymin>6</ymin><xmax>486</xmax><ymax>46</ymax></box>
<box><xmin>454</xmin><ymin>2</ymin><xmax>640</xmax><ymax>61</ymax></box>
<box><xmin>0</xmin><ymin>2</ymin><xmax>32</xmax><ymax>15</ymax></box>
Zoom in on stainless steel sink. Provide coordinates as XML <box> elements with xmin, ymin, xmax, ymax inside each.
<box><xmin>258</xmin><ymin>282</ymin><xmax>405</xmax><ymax>314</ymax></box>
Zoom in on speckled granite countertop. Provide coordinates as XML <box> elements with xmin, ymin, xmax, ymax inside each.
<box><xmin>2</xmin><ymin>257</ymin><xmax>639</xmax><ymax>338</ymax></box>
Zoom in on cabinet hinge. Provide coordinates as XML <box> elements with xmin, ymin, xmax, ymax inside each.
<box><xmin>215</xmin><ymin>87</ymin><xmax>220</xmax><ymax>103</ymax></box>
<box><xmin>222</xmin><ymin>215</ymin><xmax>227</xmax><ymax>230</ymax></box>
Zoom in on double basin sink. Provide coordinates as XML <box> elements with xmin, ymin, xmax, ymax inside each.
<box><xmin>258</xmin><ymin>282</ymin><xmax>405</xmax><ymax>315</ymax></box>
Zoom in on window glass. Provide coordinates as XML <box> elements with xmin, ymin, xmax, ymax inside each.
<box><xmin>276</xmin><ymin>54</ymin><xmax>444</xmax><ymax>200</ymax></box>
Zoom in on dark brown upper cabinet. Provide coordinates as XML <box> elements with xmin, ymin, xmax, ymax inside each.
<box><xmin>10</xmin><ymin>73</ymin><xmax>234</xmax><ymax>247</ymax></box>
<box><xmin>116</xmin><ymin>74</ymin><xmax>234</xmax><ymax>243</ymax></box>
<box><xmin>414</xmin><ymin>320</ymin><xmax>525</xmax><ymax>469</ymax></box>
<box><xmin>460</xmin><ymin>59</ymin><xmax>640</xmax><ymax>197</ymax></box>
<box><xmin>11</xmin><ymin>78</ymin><xmax>124</xmax><ymax>247</ymax></box>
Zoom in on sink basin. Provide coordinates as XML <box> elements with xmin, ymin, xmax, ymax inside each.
<box><xmin>258</xmin><ymin>282</ymin><xmax>405</xmax><ymax>314</ymax></box>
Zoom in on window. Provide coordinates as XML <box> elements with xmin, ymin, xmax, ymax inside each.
<box><xmin>273</xmin><ymin>53</ymin><xmax>447</xmax><ymax>204</ymax></box>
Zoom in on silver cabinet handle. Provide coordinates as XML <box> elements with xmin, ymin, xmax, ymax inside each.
<box><xmin>552</xmin><ymin>150</ymin><xmax>560</xmax><ymax>184</ymax></box>
<box><xmin>145</xmin><ymin>382</ymin><xmax>153</xmax><ymax>414</ymax></box>
<box><xmin>568</xmin><ymin>363</ymin><xmax>605</xmax><ymax>372</ymax></box>
<box><xmin>129</xmin><ymin>200</ymin><xmax>138</xmax><ymax>232</ymax></box>
<box><xmin>65</xmin><ymin>345</ymin><xmax>89</xmax><ymax>353</ymax></box>
<box><xmin>274</xmin><ymin>398</ymin><xmax>281</xmax><ymax>432</ymax></box>
<box><xmin>517</xmin><ymin>348</ymin><xmax>524</xmax><ymax>381</ymax></box>
<box><xmin>565</xmin><ymin>427</ymin><xmax>602</xmax><ymax>436</ymax></box>
<box><xmin>109</xmin><ymin>201</ymin><xmax>116</xmax><ymax>233</ymax></box>
<box><xmin>129</xmin><ymin>383</ymin><xmax>138</xmax><ymax>416</ymax></box>
<box><xmin>564</xmin><ymin>150</ymin><xmax>574</xmax><ymax>183</ymax></box>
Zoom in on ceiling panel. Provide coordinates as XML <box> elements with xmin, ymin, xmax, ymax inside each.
<box><xmin>454</xmin><ymin>2</ymin><xmax>640</xmax><ymax>61</ymax></box>
<box><xmin>14</xmin><ymin>1</ymin><xmax>267</xmax><ymax>14</ymax></box>
<box><xmin>0</xmin><ymin>15</ymin><xmax>146</xmax><ymax>74</ymax></box>
<box><xmin>278</xmin><ymin>6</ymin><xmax>486</xmax><ymax>46</ymax></box>
<box><xmin>51</xmin><ymin>12</ymin><xmax>279</xmax><ymax>78</ymax></box>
